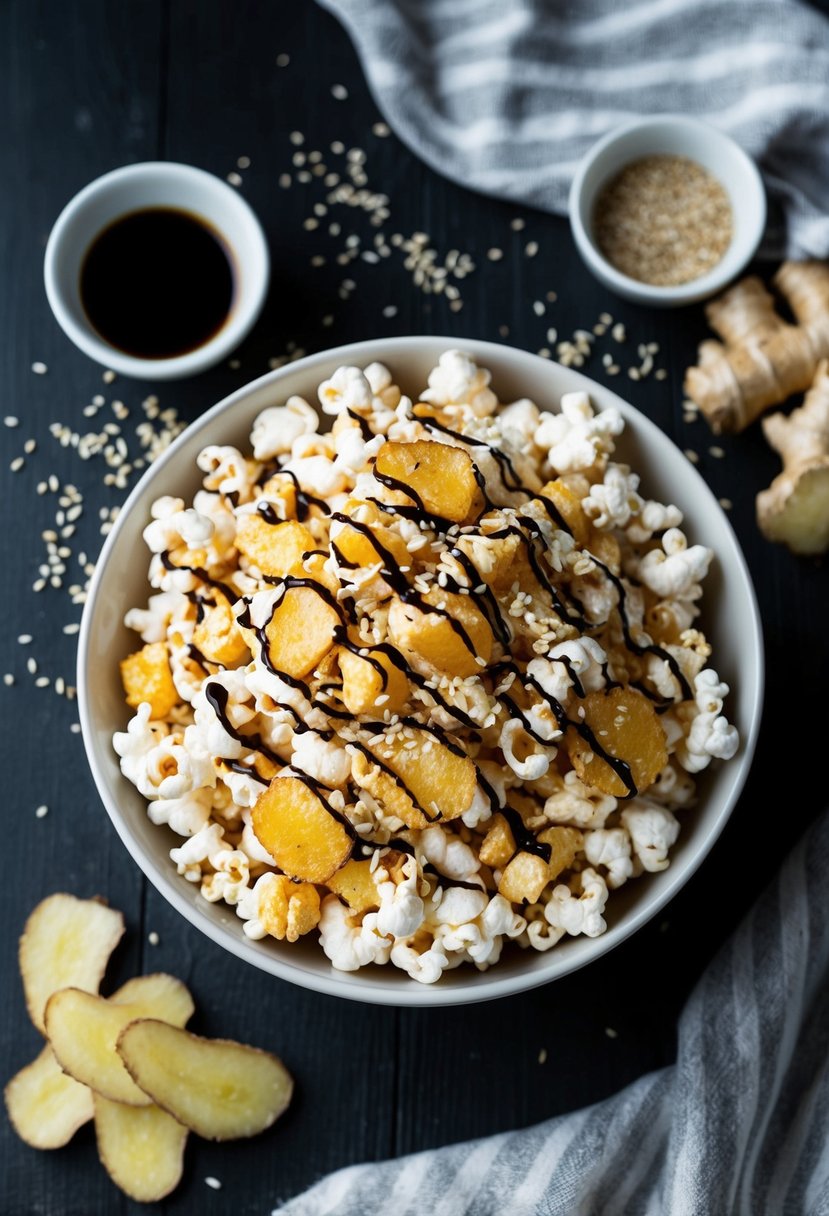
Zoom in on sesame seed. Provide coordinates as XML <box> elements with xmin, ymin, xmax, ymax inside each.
<box><xmin>709</xmin><ymin>445</ymin><xmax>725</xmax><ymax>458</ymax></box>
<box><xmin>533</xmin><ymin>301</ymin><xmax>545</xmax><ymax>316</ymax></box>
<box><xmin>17</xmin><ymin>635</ymin><xmax>32</xmax><ymax>645</ymax></box>
<box><xmin>372</xmin><ymin>122</ymin><xmax>390</xmax><ymax>137</ymax></box>
<box><xmin>538</xmin><ymin>1048</ymin><xmax>547</xmax><ymax>1064</ymax></box>
<box><xmin>204</xmin><ymin>1177</ymin><xmax>222</xmax><ymax>1191</ymax></box>
<box><xmin>227</xmin><ymin>171</ymin><xmax>243</xmax><ymax>187</ymax></box>
<box><xmin>35</xmin><ymin>677</ymin><xmax>50</xmax><ymax>688</ymax></box>
<box><xmin>289</xmin><ymin>130</ymin><xmax>304</xmax><ymax>146</ymax></box>
<box><xmin>605</xmin><ymin>1027</ymin><xmax>619</xmax><ymax>1039</ymax></box>
<box><xmin>26</xmin><ymin>657</ymin><xmax>37</xmax><ymax>675</ymax></box>
<box><xmin>4</xmin><ymin>415</ymin><xmax>19</xmax><ymax>427</ymax></box>
<box><xmin>70</xmin><ymin>722</ymin><xmax>81</xmax><ymax>734</ymax></box>
<box><xmin>719</xmin><ymin>497</ymin><xmax>733</xmax><ymax>511</ymax></box>
<box><xmin>24</xmin><ymin>438</ymin><xmax>36</xmax><ymax>454</ymax></box>
<box><xmin>103</xmin><ymin>369</ymin><xmax>116</xmax><ymax>384</ymax></box>
<box><xmin>511</xmin><ymin>217</ymin><xmax>526</xmax><ymax>231</ymax></box>
<box><xmin>331</xmin><ymin>83</ymin><xmax>348</xmax><ymax>100</ymax></box>
<box><xmin>237</xmin><ymin>155</ymin><xmax>251</xmax><ymax>169</ymax></box>
<box><xmin>487</xmin><ymin>248</ymin><xmax>503</xmax><ymax>261</ymax></box>
<box><xmin>276</xmin><ymin>52</ymin><xmax>290</xmax><ymax>67</ymax></box>
<box><xmin>382</xmin><ymin>305</ymin><xmax>398</xmax><ymax>318</ymax></box>
<box><xmin>32</xmin><ymin>361</ymin><xmax>48</xmax><ymax>375</ymax></box>
<box><xmin>3</xmin><ymin>674</ymin><xmax>13</xmax><ymax>686</ymax></box>
<box><xmin>148</xmin><ymin>931</ymin><xmax>160</xmax><ymax>946</ymax></box>
<box><xmin>525</xmin><ymin>241</ymin><xmax>539</xmax><ymax>257</ymax></box>
<box><xmin>35</xmin><ymin>804</ymin><xmax>49</xmax><ymax>818</ymax></box>
<box><xmin>684</xmin><ymin>449</ymin><xmax>699</xmax><ymax>464</ymax></box>
<box><xmin>10</xmin><ymin>456</ymin><xmax>24</xmax><ymax>472</ymax></box>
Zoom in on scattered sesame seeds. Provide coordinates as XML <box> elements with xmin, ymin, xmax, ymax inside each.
<box><xmin>70</xmin><ymin>723</ymin><xmax>81</xmax><ymax>734</ymax></box>
<box><xmin>276</xmin><ymin>52</ymin><xmax>290</xmax><ymax>67</ymax></box>
<box><xmin>205</xmin><ymin>1177</ymin><xmax>222</xmax><ymax>1191</ymax></box>
<box><xmin>487</xmin><ymin>247</ymin><xmax>504</xmax><ymax>261</ymax></box>
<box><xmin>148</xmin><ymin>931</ymin><xmax>160</xmax><ymax>946</ymax></box>
<box><xmin>24</xmin><ymin>438</ymin><xmax>36</xmax><ymax>454</ymax></box>
<box><xmin>102</xmin><ymin>369</ymin><xmax>116</xmax><ymax>384</ymax></box>
<box><xmin>3</xmin><ymin>674</ymin><xmax>14</xmax><ymax>686</ymax></box>
<box><xmin>35</xmin><ymin>676</ymin><xmax>50</xmax><ymax>688</ymax></box>
<box><xmin>605</xmin><ymin>1027</ymin><xmax>619</xmax><ymax>1039</ymax></box>
<box><xmin>5</xmin><ymin>415</ymin><xmax>19</xmax><ymax>427</ymax></box>
<box><xmin>382</xmin><ymin>305</ymin><xmax>398</xmax><ymax>318</ymax></box>
<box><xmin>511</xmin><ymin>217</ymin><xmax>526</xmax><ymax>231</ymax></box>
<box><xmin>709</xmin><ymin>445</ymin><xmax>725</xmax><ymax>458</ymax></box>
<box><xmin>532</xmin><ymin>300</ymin><xmax>545</xmax><ymax>316</ymax></box>
<box><xmin>237</xmin><ymin>155</ymin><xmax>251</xmax><ymax>169</ymax></box>
<box><xmin>26</xmin><ymin>657</ymin><xmax>37</xmax><ymax>675</ymax></box>
<box><xmin>372</xmin><ymin>122</ymin><xmax>390</xmax><ymax>137</ymax></box>
<box><xmin>17</xmin><ymin>634</ymin><xmax>32</xmax><ymax>645</ymax></box>
<box><xmin>227</xmin><ymin>171</ymin><xmax>243</xmax><ymax>187</ymax></box>
<box><xmin>331</xmin><ymin>83</ymin><xmax>348</xmax><ymax>101</ymax></box>
<box><xmin>32</xmin><ymin>361</ymin><xmax>48</xmax><ymax>375</ymax></box>
<box><xmin>35</xmin><ymin>805</ymin><xmax>49</xmax><ymax>819</ymax></box>
<box><xmin>684</xmin><ymin>449</ymin><xmax>700</xmax><ymax>464</ymax></box>
<box><xmin>289</xmin><ymin>131</ymin><xmax>304</xmax><ymax>146</ymax></box>
<box><xmin>10</xmin><ymin>457</ymin><xmax>24</xmax><ymax>472</ymax></box>
<box><xmin>538</xmin><ymin>1047</ymin><xmax>548</xmax><ymax>1064</ymax></box>
<box><xmin>719</xmin><ymin>497</ymin><xmax>733</xmax><ymax>511</ymax></box>
<box><xmin>525</xmin><ymin>241</ymin><xmax>539</xmax><ymax>257</ymax></box>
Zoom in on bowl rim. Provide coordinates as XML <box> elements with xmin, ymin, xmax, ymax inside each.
<box><xmin>78</xmin><ymin>335</ymin><xmax>764</xmax><ymax>1006</ymax></box>
<box><xmin>568</xmin><ymin>114</ymin><xmax>767</xmax><ymax>306</ymax></box>
<box><xmin>43</xmin><ymin>161</ymin><xmax>271</xmax><ymax>380</ymax></box>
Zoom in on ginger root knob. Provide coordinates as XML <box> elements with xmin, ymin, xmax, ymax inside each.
<box><xmin>756</xmin><ymin>360</ymin><xmax>829</xmax><ymax>555</ymax></box>
<box><xmin>684</xmin><ymin>262</ymin><xmax>829</xmax><ymax>433</ymax></box>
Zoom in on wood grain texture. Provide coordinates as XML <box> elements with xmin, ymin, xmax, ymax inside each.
<box><xmin>2</xmin><ymin>1</ymin><xmax>828</xmax><ymax>1213</ymax></box>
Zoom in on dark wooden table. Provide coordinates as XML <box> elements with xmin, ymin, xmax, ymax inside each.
<box><xmin>2</xmin><ymin>4</ymin><xmax>827</xmax><ymax>1213</ymax></box>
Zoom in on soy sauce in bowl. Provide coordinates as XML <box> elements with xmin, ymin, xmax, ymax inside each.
<box><xmin>79</xmin><ymin>207</ymin><xmax>235</xmax><ymax>359</ymax></box>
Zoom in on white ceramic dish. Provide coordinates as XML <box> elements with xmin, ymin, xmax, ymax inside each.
<box><xmin>44</xmin><ymin>161</ymin><xmax>270</xmax><ymax>380</ymax></box>
<box><xmin>568</xmin><ymin>115</ymin><xmax>766</xmax><ymax>307</ymax></box>
<box><xmin>78</xmin><ymin>337</ymin><xmax>764</xmax><ymax>1006</ymax></box>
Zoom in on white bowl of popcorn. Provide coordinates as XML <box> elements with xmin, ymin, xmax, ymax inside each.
<box><xmin>78</xmin><ymin>338</ymin><xmax>763</xmax><ymax>1006</ymax></box>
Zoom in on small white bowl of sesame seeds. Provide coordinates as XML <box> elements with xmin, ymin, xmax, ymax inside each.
<box><xmin>568</xmin><ymin>115</ymin><xmax>766</xmax><ymax>307</ymax></box>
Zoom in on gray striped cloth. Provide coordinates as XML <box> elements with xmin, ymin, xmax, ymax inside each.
<box><xmin>318</xmin><ymin>0</ymin><xmax>829</xmax><ymax>258</ymax></box>
<box><xmin>279</xmin><ymin>808</ymin><xmax>829</xmax><ymax>1215</ymax></box>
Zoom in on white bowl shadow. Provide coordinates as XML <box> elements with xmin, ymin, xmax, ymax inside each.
<box><xmin>78</xmin><ymin>337</ymin><xmax>764</xmax><ymax>1006</ymax></box>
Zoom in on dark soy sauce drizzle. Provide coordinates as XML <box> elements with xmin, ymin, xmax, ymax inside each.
<box><xmin>290</xmin><ymin>771</ymin><xmax>357</xmax><ymax>839</ymax></box>
<box><xmin>219</xmin><ymin>758</ymin><xmax>270</xmax><ymax>786</ymax></box>
<box><xmin>204</xmin><ymin>682</ymin><xmax>282</xmax><ymax>766</ymax></box>
<box><xmin>266</xmin><ymin>469</ymin><xmax>332</xmax><ymax>522</ymax></box>
<box><xmin>520</xmin><ymin>669</ymin><xmax>637</xmax><ymax>797</ymax></box>
<box><xmin>589</xmin><ymin>558</ymin><xmax>693</xmax><ymax>701</ymax></box>
<box><xmin>186</xmin><ymin>642</ymin><xmax>222</xmax><ymax>672</ymax></box>
<box><xmin>346</xmin><ymin>409</ymin><xmax>374</xmax><ymax>441</ymax></box>
<box><xmin>346</xmin><ymin>739</ymin><xmax>440</xmax><ymax>823</ymax></box>
<box><xmin>329</xmin><ymin>512</ymin><xmax>482</xmax><ymax>662</ymax></box>
<box><xmin>80</xmin><ymin>207</ymin><xmax>234</xmax><ymax>359</ymax></box>
<box><xmin>160</xmin><ymin>552</ymin><xmax>238</xmax><ymax>605</ymax></box>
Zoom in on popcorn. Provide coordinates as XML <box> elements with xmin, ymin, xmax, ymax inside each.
<box><xmin>536</xmin><ymin>391</ymin><xmax>623</xmax><ymax>472</ymax></box>
<box><xmin>621</xmin><ymin>802</ymin><xmax>680</xmax><ymax>872</ymax></box>
<box><xmin>543</xmin><ymin>869</ymin><xmax>609</xmax><ymax>938</ymax></box>
<box><xmin>674</xmin><ymin>668</ymin><xmax>740</xmax><ymax>773</ymax></box>
<box><xmin>637</xmin><ymin>527</ymin><xmax>712</xmax><ymax>600</ymax></box>
<box><xmin>421</xmin><ymin>349</ymin><xmax>498</xmax><ymax>417</ymax></box>
<box><xmin>116</xmin><ymin>353</ymin><xmax>740</xmax><ymax>983</ymax></box>
<box><xmin>251</xmin><ymin>396</ymin><xmax>318</xmax><ymax>460</ymax></box>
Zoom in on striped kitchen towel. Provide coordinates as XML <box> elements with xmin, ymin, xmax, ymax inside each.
<box><xmin>278</xmin><ymin>806</ymin><xmax>829</xmax><ymax>1215</ymax></box>
<box><xmin>318</xmin><ymin>0</ymin><xmax>829</xmax><ymax>259</ymax></box>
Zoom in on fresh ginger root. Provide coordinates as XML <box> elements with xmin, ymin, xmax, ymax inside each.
<box><xmin>684</xmin><ymin>261</ymin><xmax>829</xmax><ymax>433</ymax></box>
<box><xmin>756</xmin><ymin>359</ymin><xmax>829</xmax><ymax>555</ymax></box>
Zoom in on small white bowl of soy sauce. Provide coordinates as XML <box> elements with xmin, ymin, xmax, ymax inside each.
<box><xmin>44</xmin><ymin>162</ymin><xmax>270</xmax><ymax>379</ymax></box>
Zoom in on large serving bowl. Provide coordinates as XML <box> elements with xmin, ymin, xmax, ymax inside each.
<box><xmin>78</xmin><ymin>337</ymin><xmax>763</xmax><ymax>1006</ymax></box>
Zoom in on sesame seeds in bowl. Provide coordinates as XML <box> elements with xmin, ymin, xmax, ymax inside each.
<box><xmin>569</xmin><ymin>116</ymin><xmax>766</xmax><ymax>307</ymax></box>
<box><xmin>77</xmin><ymin>337</ymin><xmax>763</xmax><ymax>1006</ymax></box>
